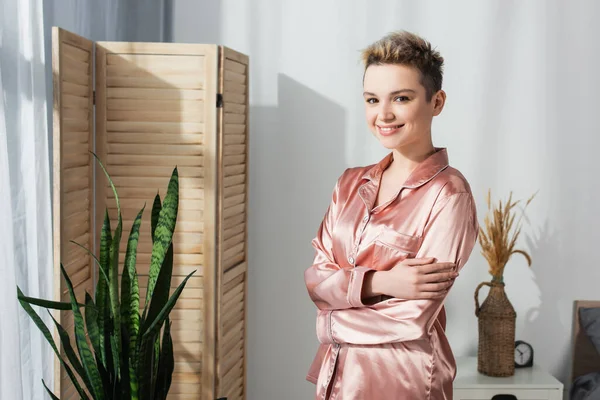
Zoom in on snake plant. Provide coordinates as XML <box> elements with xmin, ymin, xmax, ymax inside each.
<box><xmin>17</xmin><ymin>154</ymin><xmax>195</xmax><ymax>399</ymax></box>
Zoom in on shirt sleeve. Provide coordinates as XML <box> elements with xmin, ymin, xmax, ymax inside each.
<box><xmin>316</xmin><ymin>192</ymin><xmax>478</xmax><ymax>345</ymax></box>
<box><xmin>304</xmin><ymin>171</ymin><xmax>375</xmax><ymax>311</ymax></box>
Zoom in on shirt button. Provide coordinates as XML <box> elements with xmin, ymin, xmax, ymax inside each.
<box><xmin>348</xmin><ymin>256</ymin><xmax>355</xmax><ymax>265</ymax></box>
<box><xmin>363</xmin><ymin>215</ymin><xmax>369</xmax><ymax>222</ymax></box>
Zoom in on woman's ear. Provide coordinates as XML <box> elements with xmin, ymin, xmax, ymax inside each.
<box><xmin>432</xmin><ymin>90</ymin><xmax>446</xmax><ymax>116</ymax></box>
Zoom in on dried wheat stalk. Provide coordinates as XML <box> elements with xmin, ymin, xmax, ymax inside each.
<box><xmin>478</xmin><ymin>189</ymin><xmax>536</xmax><ymax>282</ymax></box>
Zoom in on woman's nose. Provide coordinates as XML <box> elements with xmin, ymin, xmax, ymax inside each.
<box><xmin>378</xmin><ymin>105</ymin><xmax>395</xmax><ymax>122</ymax></box>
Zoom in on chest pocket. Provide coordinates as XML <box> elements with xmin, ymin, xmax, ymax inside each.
<box><xmin>372</xmin><ymin>229</ymin><xmax>421</xmax><ymax>271</ymax></box>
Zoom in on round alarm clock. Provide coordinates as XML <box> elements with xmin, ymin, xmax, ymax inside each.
<box><xmin>514</xmin><ymin>340</ymin><xmax>534</xmax><ymax>368</ymax></box>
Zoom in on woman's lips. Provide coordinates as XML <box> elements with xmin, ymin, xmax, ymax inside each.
<box><xmin>377</xmin><ymin>124</ymin><xmax>404</xmax><ymax>136</ymax></box>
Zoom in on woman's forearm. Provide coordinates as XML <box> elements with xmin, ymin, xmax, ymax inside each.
<box><xmin>361</xmin><ymin>271</ymin><xmax>389</xmax><ymax>299</ymax></box>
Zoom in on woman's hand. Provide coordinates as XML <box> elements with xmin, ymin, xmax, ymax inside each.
<box><xmin>363</xmin><ymin>257</ymin><xmax>457</xmax><ymax>300</ymax></box>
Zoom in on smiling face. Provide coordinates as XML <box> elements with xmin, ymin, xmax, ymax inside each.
<box><xmin>363</xmin><ymin>63</ymin><xmax>445</xmax><ymax>152</ymax></box>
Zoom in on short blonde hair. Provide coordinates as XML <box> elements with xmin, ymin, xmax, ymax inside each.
<box><xmin>361</xmin><ymin>31</ymin><xmax>444</xmax><ymax>100</ymax></box>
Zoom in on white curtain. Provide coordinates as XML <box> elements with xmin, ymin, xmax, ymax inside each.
<box><xmin>1</xmin><ymin>0</ymin><xmax>166</xmax><ymax>398</ymax></box>
<box><xmin>0</xmin><ymin>0</ymin><xmax>53</xmax><ymax>398</ymax></box>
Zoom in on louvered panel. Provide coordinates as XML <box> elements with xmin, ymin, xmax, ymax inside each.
<box><xmin>95</xmin><ymin>42</ymin><xmax>218</xmax><ymax>400</ymax></box>
<box><xmin>213</xmin><ymin>48</ymin><xmax>249</xmax><ymax>400</ymax></box>
<box><xmin>52</xmin><ymin>27</ymin><xmax>95</xmax><ymax>398</ymax></box>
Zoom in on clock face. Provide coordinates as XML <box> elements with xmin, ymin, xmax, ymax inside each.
<box><xmin>514</xmin><ymin>341</ymin><xmax>533</xmax><ymax>366</ymax></box>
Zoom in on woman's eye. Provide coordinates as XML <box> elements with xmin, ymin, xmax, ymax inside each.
<box><xmin>366</xmin><ymin>98</ymin><xmax>378</xmax><ymax>104</ymax></box>
<box><xmin>394</xmin><ymin>96</ymin><xmax>409</xmax><ymax>102</ymax></box>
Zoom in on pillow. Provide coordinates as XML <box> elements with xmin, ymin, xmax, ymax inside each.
<box><xmin>580</xmin><ymin>307</ymin><xmax>600</xmax><ymax>355</ymax></box>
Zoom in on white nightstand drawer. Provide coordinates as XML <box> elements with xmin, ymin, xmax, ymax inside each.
<box><xmin>454</xmin><ymin>388</ymin><xmax>562</xmax><ymax>400</ymax></box>
<box><xmin>453</xmin><ymin>358</ymin><xmax>564</xmax><ymax>400</ymax></box>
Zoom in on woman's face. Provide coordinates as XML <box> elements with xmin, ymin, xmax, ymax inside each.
<box><xmin>363</xmin><ymin>64</ymin><xmax>444</xmax><ymax>151</ymax></box>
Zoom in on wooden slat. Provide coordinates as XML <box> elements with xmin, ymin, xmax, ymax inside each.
<box><xmin>63</xmin><ymin>81</ymin><xmax>89</xmax><ymax>97</ymax></box>
<box><xmin>223</xmin><ymin>154</ymin><xmax>245</xmax><ymax>166</ymax></box>
<box><xmin>107</xmin><ymin>132</ymin><xmax>204</xmax><ymax>146</ymax></box>
<box><xmin>62</xmin><ymin>130</ymin><xmax>88</xmax><ymax>143</ymax></box>
<box><xmin>224</xmin><ymin>174</ymin><xmax>245</xmax><ymax>188</ymax></box>
<box><xmin>223</xmin><ymin>304</ymin><xmax>244</xmax><ymax>335</ymax></box>
<box><xmin>61</xmin><ymin>64</ymin><xmax>89</xmax><ymax>86</ymax></box>
<box><xmin>63</xmin><ymin>107</ymin><xmax>89</xmax><ymax>121</ymax></box>
<box><xmin>107</xmin><ymin>76</ymin><xmax>205</xmax><ymax>90</ymax></box>
<box><xmin>224</xmin><ymin>70</ymin><xmax>245</xmax><ymax>84</ymax></box>
<box><xmin>109</xmin><ymin>177</ymin><xmax>203</xmax><ymax>191</ymax></box>
<box><xmin>223</xmin><ymin>103</ymin><xmax>245</xmax><ymax>115</ymax></box>
<box><xmin>107</xmin><ymin>87</ymin><xmax>204</xmax><ymax>100</ymax></box>
<box><xmin>223</xmin><ymin>92</ymin><xmax>245</xmax><ymax>105</ymax></box>
<box><xmin>106</xmin><ymin>154</ymin><xmax>203</xmax><ymax>167</ymax></box>
<box><xmin>224</xmin><ymin>113</ymin><xmax>245</xmax><ymax>125</ymax></box>
<box><xmin>63</xmin><ymin>43</ymin><xmax>89</xmax><ymax>62</ymax></box>
<box><xmin>224</xmin><ymin>83</ymin><xmax>246</xmax><ymax>95</ymax></box>
<box><xmin>171</xmin><ymin>329</ymin><xmax>203</xmax><ymax>342</ymax></box>
<box><xmin>224</xmin><ymin>124</ymin><xmax>245</xmax><ymax>135</ymax></box>
<box><xmin>223</xmin><ymin>276</ymin><xmax>245</xmax><ymax>301</ymax></box>
<box><xmin>107</xmin><ymin>121</ymin><xmax>205</xmax><ymax>134</ymax></box>
<box><xmin>223</xmin><ymin>143</ymin><xmax>245</xmax><ymax>157</ymax></box>
<box><xmin>107</xmin><ymin>143</ymin><xmax>204</xmax><ymax>156</ymax></box>
<box><xmin>106</xmin><ymin>165</ymin><xmax>204</xmax><ymax>178</ymax></box>
<box><xmin>62</xmin><ymin>54</ymin><xmax>89</xmax><ymax>76</ymax></box>
<box><xmin>224</xmin><ymin>184</ymin><xmax>246</xmax><ymax>198</ymax></box>
<box><xmin>63</xmin><ymin>94</ymin><xmax>89</xmax><ymax>109</ymax></box>
<box><xmin>220</xmin><ymin>320</ymin><xmax>244</xmax><ymax>355</ymax></box>
<box><xmin>223</xmin><ymin>232</ymin><xmax>245</xmax><ymax>253</ymax></box>
<box><xmin>222</xmin><ymin>285</ymin><xmax>244</xmax><ymax>311</ymax></box>
<box><xmin>223</xmin><ymin>213</ymin><xmax>245</xmax><ymax>230</ymax></box>
<box><xmin>224</xmin><ymin>59</ymin><xmax>246</xmax><ymax>74</ymax></box>
<box><xmin>99</xmin><ymin>41</ymin><xmax>216</xmax><ymax>55</ymax></box>
<box><xmin>224</xmin><ymin>164</ymin><xmax>245</xmax><ymax>178</ymax></box>
<box><xmin>107</xmin><ymin>109</ymin><xmax>205</xmax><ymax>123</ymax></box>
<box><xmin>107</xmin><ymin>98</ymin><xmax>204</xmax><ymax>113</ymax></box>
<box><xmin>107</xmin><ymin>63</ymin><xmax>205</xmax><ymax>78</ymax></box>
<box><xmin>223</xmin><ymin>193</ymin><xmax>245</xmax><ymax>208</ymax></box>
<box><xmin>223</xmin><ymin>262</ymin><xmax>247</xmax><ymax>284</ymax></box>
<box><xmin>223</xmin><ymin>224</ymin><xmax>245</xmax><ymax>244</ymax></box>
<box><xmin>224</xmin><ymin>134</ymin><xmax>246</xmax><ymax>145</ymax></box>
<box><xmin>63</xmin><ymin>119</ymin><xmax>89</xmax><ymax>131</ymax></box>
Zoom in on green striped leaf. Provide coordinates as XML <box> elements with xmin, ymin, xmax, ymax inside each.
<box><xmin>17</xmin><ymin>287</ymin><xmax>89</xmax><ymax>400</ymax></box>
<box><xmin>137</xmin><ymin>330</ymin><xmax>159</xmax><ymax>400</ymax></box>
<box><xmin>144</xmin><ymin>243</ymin><xmax>173</xmax><ymax>334</ymax></box>
<box><xmin>16</xmin><ymin>293</ymin><xmax>84</xmax><ymax>310</ymax></box>
<box><xmin>97</xmin><ymin>209</ymin><xmax>112</xmax><ymax>368</ymax></box>
<box><xmin>122</xmin><ymin>206</ymin><xmax>144</xmax><ymax>399</ymax></box>
<box><xmin>84</xmin><ymin>293</ymin><xmax>102</xmax><ymax>362</ymax></box>
<box><xmin>151</xmin><ymin>193</ymin><xmax>161</xmax><ymax>243</ymax></box>
<box><xmin>69</xmin><ymin>240</ymin><xmax>109</xmax><ymax>286</ymax></box>
<box><xmin>145</xmin><ymin>168</ymin><xmax>178</xmax><ymax>305</ymax></box>
<box><xmin>142</xmin><ymin>270</ymin><xmax>195</xmax><ymax>339</ymax></box>
<box><xmin>94</xmin><ymin>152</ymin><xmax>124</xmax><ymax>381</ymax></box>
<box><xmin>42</xmin><ymin>380</ymin><xmax>60</xmax><ymax>400</ymax></box>
<box><xmin>61</xmin><ymin>263</ymin><xmax>104</xmax><ymax>400</ymax></box>
<box><xmin>154</xmin><ymin>318</ymin><xmax>174</xmax><ymax>400</ymax></box>
<box><xmin>47</xmin><ymin>310</ymin><xmax>93</xmax><ymax>393</ymax></box>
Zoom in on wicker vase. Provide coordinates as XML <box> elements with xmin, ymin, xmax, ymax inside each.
<box><xmin>474</xmin><ymin>280</ymin><xmax>516</xmax><ymax>377</ymax></box>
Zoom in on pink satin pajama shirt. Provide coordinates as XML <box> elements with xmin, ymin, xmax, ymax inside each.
<box><xmin>304</xmin><ymin>148</ymin><xmax>478</xmax><ymax>399</ymax></box>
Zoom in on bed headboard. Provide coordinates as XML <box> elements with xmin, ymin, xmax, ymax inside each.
<box><xmin>572</xmin><ymin>300</ymin><xmax>600</xmax><ymax>381</ymax></box>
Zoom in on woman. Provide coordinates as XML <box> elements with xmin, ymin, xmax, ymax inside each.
<box><xmin>304</xmin><ymin>31</ymin><xmax>479</xmax><ymax>399</ymax></box>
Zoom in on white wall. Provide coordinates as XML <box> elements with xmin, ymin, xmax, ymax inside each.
<box><xmin>168</xmin><ymin>0</ymin><xmax>600</xmax><ymax>398</ymax></box>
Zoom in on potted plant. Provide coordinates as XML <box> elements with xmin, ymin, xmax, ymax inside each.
<box><xmin>474</xmin><ymin>190</ymin><xmax>535</xmax><ymax>377</ymax></box>
<box><xmin>17</xmin><ymin>154</ymin><xmax>195</xmax><ymax>399</ymax></box>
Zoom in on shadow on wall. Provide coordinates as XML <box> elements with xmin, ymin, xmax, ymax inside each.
<box><xmin>521</xmin><ymin>223</ymin><xmax>570</xmax><ymax>380</ymax></box>
<box><xmin>246</xmin><ymin>74</ymin><xmax>347</xmax><ymax>400</ymax></box>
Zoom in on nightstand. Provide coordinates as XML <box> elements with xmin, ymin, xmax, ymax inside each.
<box><xmin>453</xmin><ymin>357</ymin><xmax>564</xmax><ymax>400</ymax></box>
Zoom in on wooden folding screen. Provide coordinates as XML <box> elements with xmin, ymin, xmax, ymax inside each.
<box><xmin>52</xmin><ymin>27</ymin><xmax>249</xmax><ymax>400</ymax></box>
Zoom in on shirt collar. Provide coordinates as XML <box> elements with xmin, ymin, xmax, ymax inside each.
<box><xmin>361</xmin><ymin>147</ymin><xmax>449</xmax><ymax>189</ymax></box>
